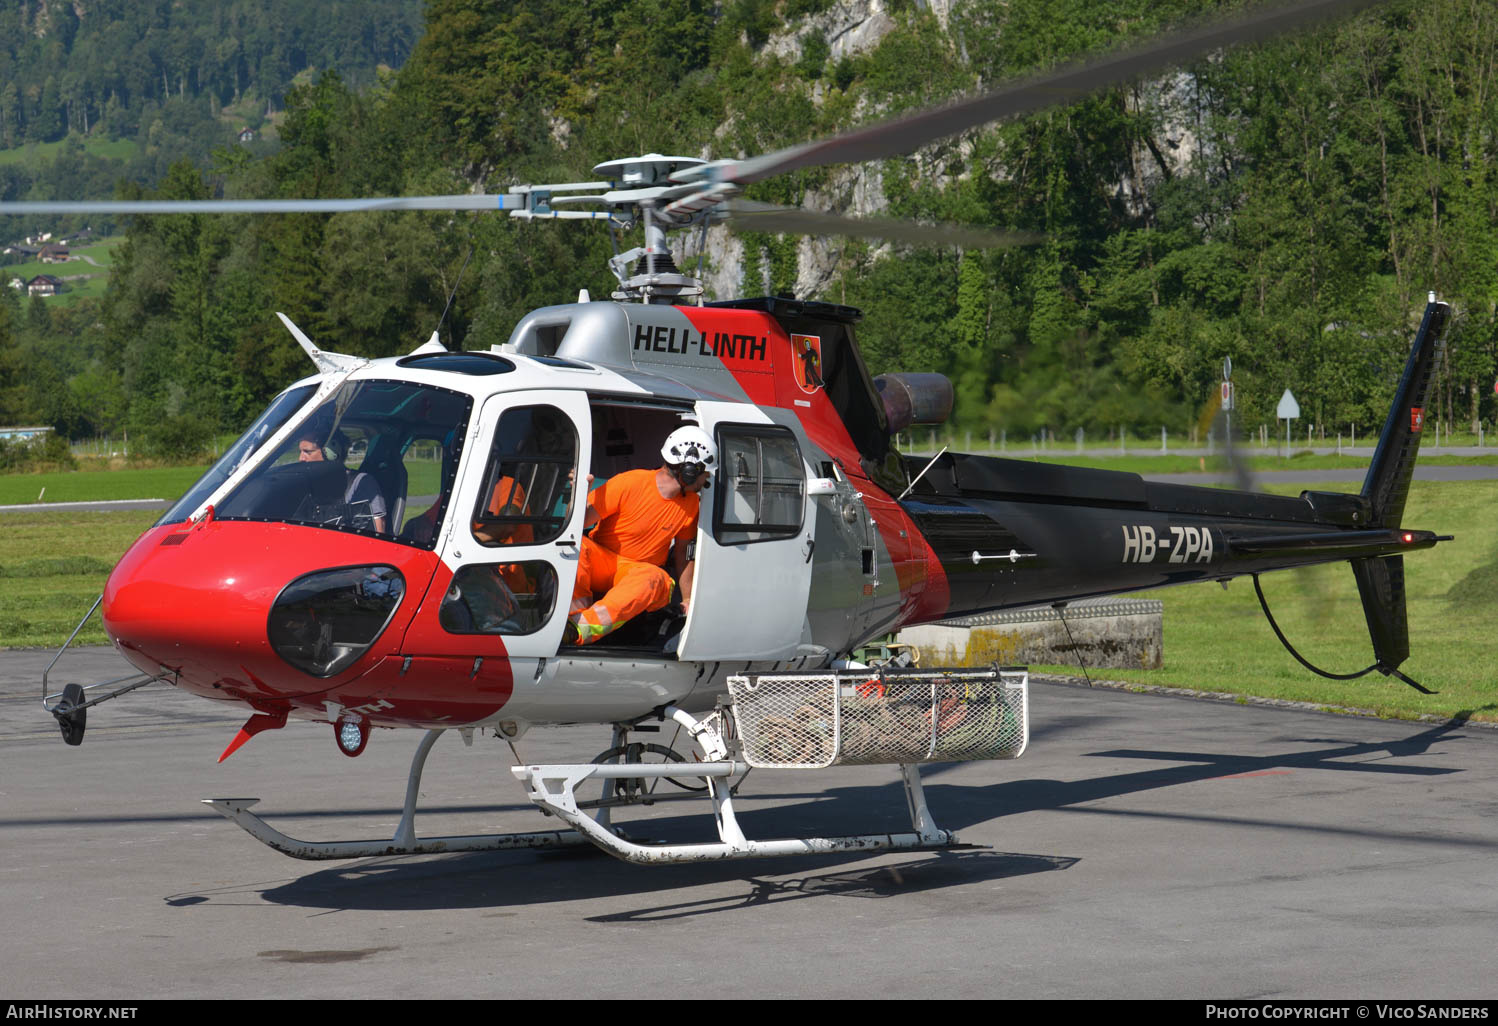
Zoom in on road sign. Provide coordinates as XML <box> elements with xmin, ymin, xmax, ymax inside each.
<box><xmin>1276</xmin><ymin>389</ymin><xmax>1300</xmax><ymax>420</ymax></box>
<box><xmin>1221</xmin><ymin>381</ymin><xmax>1234</xmax><ymax>411</ymax></box>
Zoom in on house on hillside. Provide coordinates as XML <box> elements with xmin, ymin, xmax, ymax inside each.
<box><xmin>38</xmin><ymin>244</ymin><xmax>70</xmax><ymax>263</ymax></box>
<box><xmin>238</xmin><ymin>126</ymin><xmax>255</xmax><ymax>143</ymax></box>
<box><xmin>8</xmin><ymin>276</ymin><xmax>25</xmax><ymax>290</ymax></box>
<box><xmin>27</xmin><ymin>274</ymin><xmax>62</xmax><ymax>297</ymax></box>
<box><xmin>0</xmin><ymin>425</ymin><xmax>52</xmax><ymax>442</ymax></box>
<box><xmin>4</xmin><ymin>244</ymin><xmax>39</xmax><ymax>258</ymax></box>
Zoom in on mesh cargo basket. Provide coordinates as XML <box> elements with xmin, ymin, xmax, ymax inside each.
<box><xmin>727</xmin><ymin>666</ymin><xmax>1028</xmax><ymax>769</ymax></box>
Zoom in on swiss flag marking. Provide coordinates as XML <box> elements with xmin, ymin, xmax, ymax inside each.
<box><xmin>1411</xmin><ymin>407</ymin><xmax>1424</xmax><ymax>432</ymax></box>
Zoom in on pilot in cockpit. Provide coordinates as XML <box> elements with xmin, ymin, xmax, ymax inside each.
<box><xmin>296</xmin><ymin>426</ymin><xmax>389</xmax><ymax>534</ymax></box>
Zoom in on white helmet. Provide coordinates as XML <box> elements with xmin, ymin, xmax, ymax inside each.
<box><xmin>661</xmin><ymin>425</ymin><xmax>717</xmax><ymax>470</ymax></box>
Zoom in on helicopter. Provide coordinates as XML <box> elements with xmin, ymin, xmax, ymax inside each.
<box><xmin>23</xmin><ymin>0</ymin><xmax>1449</xmax><ymax>866</ymax></box>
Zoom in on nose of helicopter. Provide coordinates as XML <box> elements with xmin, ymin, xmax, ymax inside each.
<box><xmin>104</xmin><ymin>519</ymin><xmax>435</xmax><ymax>702</ymax></box>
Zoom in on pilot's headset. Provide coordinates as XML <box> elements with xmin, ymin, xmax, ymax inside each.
<box><xmin>661</xmin><ymin>425</ymin><xmax>717</xmax><ymax>490</ymax></box>
<box><xmin>324</xmin><ymin>428</ymin><xmax>351</xmax><ymax>464</ymax></box>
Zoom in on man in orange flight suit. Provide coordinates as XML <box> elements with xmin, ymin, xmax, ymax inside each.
<box><xmin>472</xmin><ymin>474</ymin><xmax>536</xmax><ymax>595</ymax></box>
<box><xmin>566</xmin><ymin>425</ymin><xmax>717</xmax><ymax>645</ymax></box>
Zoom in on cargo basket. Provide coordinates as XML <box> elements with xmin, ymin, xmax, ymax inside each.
<box><xmin>726</xmin><ymin>666</ymin><xmax>1028</xmax><ymax>769</ymax></box>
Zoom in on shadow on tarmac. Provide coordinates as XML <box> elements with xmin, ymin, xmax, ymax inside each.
<box><xmin>210</xmin><ymin>847</ymin><xmax>1078</xmax><ymax>917</ymax></box>
<box><xmin>145</xmin><ymin>717</ymin><xmax>1486</xmax><ymax>914</ymax></box>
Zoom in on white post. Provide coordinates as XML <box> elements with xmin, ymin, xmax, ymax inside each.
<box><xmin>1161</xmin><ymin>425</ymin><xmax>1167</xmax><ymax>453</ymax></box>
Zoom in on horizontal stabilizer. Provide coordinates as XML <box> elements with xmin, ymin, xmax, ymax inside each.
<box><xmin>1225</xmin><ymin>528</ymin><xmax>1441</xmax><ymax>562</ymax></box>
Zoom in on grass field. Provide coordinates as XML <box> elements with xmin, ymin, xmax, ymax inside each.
<box><xmin>1032</xmin><ymin>478</ymin><xmax>1498</xmax><ymax>722</ymax></box>
<box><xmin>2</xmin><ymin>477</ymin><xmax>1492</xmax><ymax>724</ymax></box>
<box><xmin>0</xmin><ymin>509</ymin><xmax>157</xmax><ymax>648</ymax></box>
<box><xmin>0</xmin><ymin>457</ymin><xmax>445</xmax><ymax>505</ymax></box>
<box><xmin>0</xmin><ymin>465</ymin><xmax>207</xmax><ymax>505</ymax></box>
<box><xmin>0</xmin><ymin>137</ymin><xmax>138</xmax><ymax>167</ymax></box>
<box><xmin>1036</xmin><ymin>451</ymin><xmax>1498</xmax><ymax>474</ymax></box>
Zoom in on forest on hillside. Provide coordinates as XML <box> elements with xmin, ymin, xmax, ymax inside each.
<box><xmin>0</xmin><ymin>0</ymin><xmax>1494</xmax><ymax>462</ymax></box>
<box><xmin>0</xmin><ymin>0</ymin><xmax>422</xmax><ymax>228</ymax></box>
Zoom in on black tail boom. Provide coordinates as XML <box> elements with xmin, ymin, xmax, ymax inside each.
<box><xmin>895</xmin><ymin>300</ymin><xmax>1452</xmax><ymax>682</ymax></box>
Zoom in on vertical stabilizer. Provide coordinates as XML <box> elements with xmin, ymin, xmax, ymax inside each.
<box><xmin>1361</xmin><ymin>300</ymin><xmax>1449</xmax><ymax>528</ymax></box>
<box><xmin>1347</xmin><ymin>298</ymin><xmax>1447</xmax><ymax>684</ymax></box>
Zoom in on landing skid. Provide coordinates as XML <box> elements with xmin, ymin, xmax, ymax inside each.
<box><xmin>204</xmin><ymin>706</ymin><xmax>966</xmax><ymax>865</ymax></box>
<box><xmin>203</xmin><ymin>729</ymin><xmax>588</xmax><ymax>860</ymax></box>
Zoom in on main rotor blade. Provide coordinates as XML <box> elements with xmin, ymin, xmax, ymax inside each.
<box><xmin>727</xmin><ymin>0</ymin><xmax>1386</xmax><ymax>186</ymax></box>
<box><xmin>0</xmin><ymin>195</ymin><xmax>525</xmax><ymax>215</ymax></box>
<box><xmin>727</xmin><ymin>199</ymin><xmax>1038</xmax><ymax>249</ymax></box>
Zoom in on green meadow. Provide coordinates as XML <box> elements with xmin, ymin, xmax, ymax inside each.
<box><xmin>0</xmin><ymin>509</ymin><xmax>157</xmax><ymax>648</ymax></box>
<box><xmin>0</xmin><ymin>137</ymin><xmax>139</xmax><ymax>166</ymax></box>
<box><xmin>0</xmin><ymin>457</ymin><xmax>444</xmax><ymax>506</ymax></box>
<box><xmin>0</xmin><ymin>465</ymin><xmax>207</xmax><ymax>505</ymax></box>
<box><xmin>1035</xmin><ymin>479</ymin><xmax>1498</xmax><ymax>723</ymax></box>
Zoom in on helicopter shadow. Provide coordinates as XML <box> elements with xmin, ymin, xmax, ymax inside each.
<box><xmin>909</xmin><ymin>713</ymin><xmax>1497</xmax><ymax>856</ymax></box>
<box><xmin>214</xmin><ymin>845</ymin><xmax>1077</xmax><ymax>917</ymax></box>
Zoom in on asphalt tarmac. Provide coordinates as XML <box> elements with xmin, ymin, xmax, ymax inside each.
<box><xmin>3</xmin><ymin>647</ymin><xmax>1496</xmax><ymax>1000</ymax></box>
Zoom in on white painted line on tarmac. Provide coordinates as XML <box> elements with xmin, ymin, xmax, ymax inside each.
<box><xmin>0</xmin><ymin>498</ymin><xmax>168</xmax><ymax>512</ymax></box>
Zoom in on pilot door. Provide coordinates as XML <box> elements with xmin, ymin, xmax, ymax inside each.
<box><xmin>677</xmin><ymin>402</ymin><xmax>815</xmax><ymax>661</ymax></box>
<box><xmin>432</xmin><ymin>391</ymin><xmax>591</xmax><ymax>658</ymax></box>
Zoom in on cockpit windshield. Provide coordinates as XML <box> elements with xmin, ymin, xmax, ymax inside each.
<box><xmin>157</xmin><ymin>383</ymin><xmax>320</xmax><ymax>527</ymax></box>
<box><xmin>216</xmin><ymin>379</ymin><xmax>473</xmax><ymax>547</ymax></box>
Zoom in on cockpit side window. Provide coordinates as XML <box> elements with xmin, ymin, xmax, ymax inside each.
<box><xmin>471</xmin><ymin>405</ymin><xmax>577</xmax><ymax>547</ymax></box>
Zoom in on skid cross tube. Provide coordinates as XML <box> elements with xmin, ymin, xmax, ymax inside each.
<box><xmin>511</xmin><ymin>759</ymin><xmax>956</xmax><ymax>864</ymax></box>
<box><xmin>510</xmin><ymin>705</ymin><xmax>961</xmax><ymax>865</ymax></box>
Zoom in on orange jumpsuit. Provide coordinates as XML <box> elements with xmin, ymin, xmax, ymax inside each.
<box><xmin>571</xmin><ymin>469</ymin><xmax>698</xmax><ymax>644</ymax></box>
<box><xmin>476</xmin><ymin>476</ymin><xmax>534</xmax><ymax>594</ymax></box>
